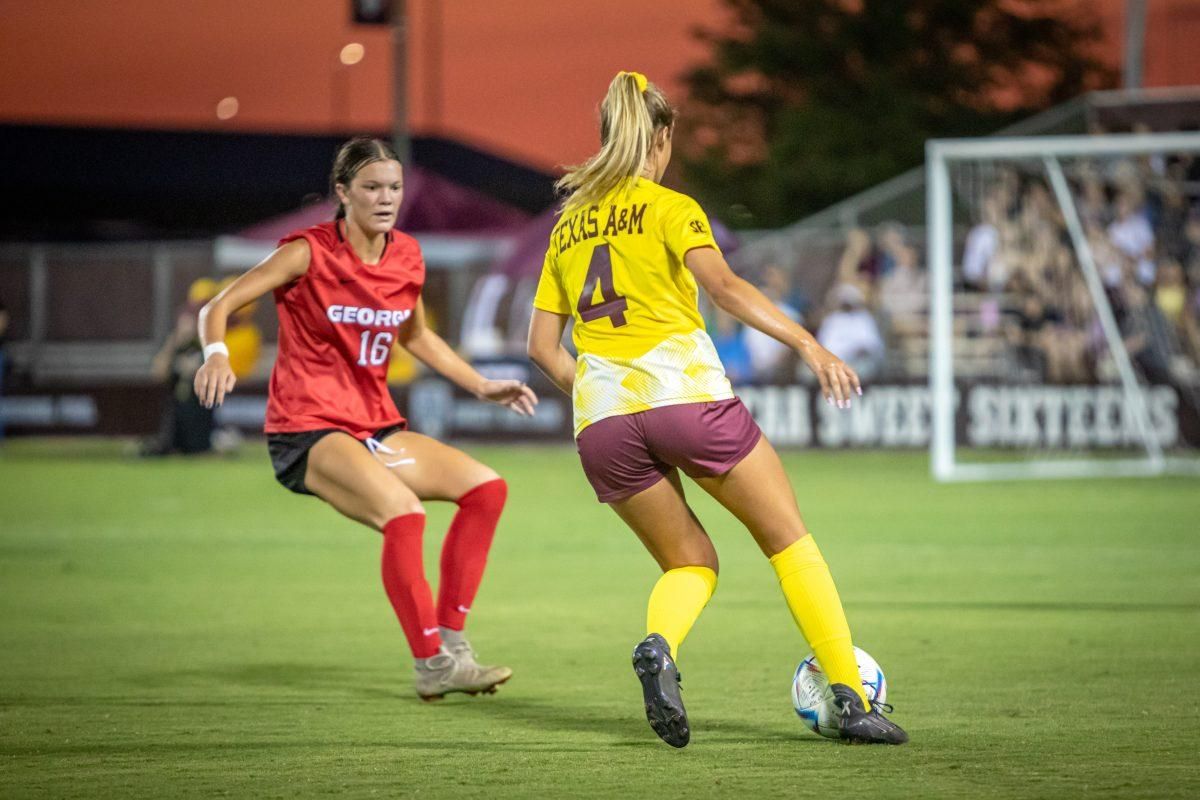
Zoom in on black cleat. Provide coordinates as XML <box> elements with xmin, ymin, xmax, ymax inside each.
<box><xmin>830</xmin><ymin>684</ymin><xmax>909</xmax><ymax>744</ymax></box>
<box><xmin>632</xmin><ymin>633</ymin><xmax>690</xmax><ymax>748</ymax></box>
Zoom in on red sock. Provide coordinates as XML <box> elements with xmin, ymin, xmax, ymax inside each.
<box><xmin>381</xmin><ymin>513</ymin><xmax>441</xmax><ymax>659</ymax></box>
<box><xmin>437</xmin><ymin>478</ymin><xmax>507</xmax><ymax>631</ymax></box>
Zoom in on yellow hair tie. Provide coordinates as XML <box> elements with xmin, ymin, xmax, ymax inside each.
<box><xmin>619</xmin><ymin>70</ymin><xmax>648</xmax><ymax>93</ymax></box>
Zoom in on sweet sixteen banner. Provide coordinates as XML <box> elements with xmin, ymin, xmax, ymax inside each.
<box><xmin>735</xmin><ymin>384</ymin><xmax>1188</xmax><ymax>449</ymax></box>
<box><xmin>431</xmin><ymin>359</ymin><xmax>1193</xmax><ymax>448</ymax></box>
<box><xmin>2</xmin><ymin>380</ymin><xmax>1196</xmax><ymax>448</ymax></box>
<box><xmin>402</xmin><ymin>379</ymin><xmax>1195</xmax><ymax>449</ymax></box>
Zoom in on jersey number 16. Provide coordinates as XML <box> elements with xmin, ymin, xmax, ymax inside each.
<box><xmin>358</xmin><ymin>330</ymin><xmax>393</xmax><ymax>366</ymax></box>
<box><xmin>576</xmin><ymin>244</ymin><xmax>628</xmax><ymax>328</ymax></box>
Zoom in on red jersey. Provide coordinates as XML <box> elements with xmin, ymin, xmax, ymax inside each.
<box><xmin>264</xmin><ymin>221</ymin><xmax>424</xmax><ymax>438</ymax></box>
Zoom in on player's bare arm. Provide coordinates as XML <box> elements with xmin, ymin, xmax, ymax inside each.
<box><xmin>399</xmin><ymin>297</ymin><xmax>537</xmax><ymax>416</ymax></box>
<box><xmin>685</xmin><ymin>246</ymin><xmax>861</xmax><ymax>408</ymax></box>
<box><xmin>526</xmin><ymin>308</ymin><xmax>575</xmax><ymax>395</ymax></box>
<box><xmin>194</xmin><ymin>238</ymin><xmax>311</xmax><ymax>408</ymax></box>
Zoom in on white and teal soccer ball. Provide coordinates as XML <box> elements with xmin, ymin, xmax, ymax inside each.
<box><xmin>791</xmin><ymin>647</ymin><xmax>887</xmax><ymax>739</ymax></box>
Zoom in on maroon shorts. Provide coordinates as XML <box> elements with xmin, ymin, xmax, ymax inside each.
<box><xmin>575</xmin><ymin>398</ymin><xmax>763</xmax><ymax>503</ymax></box>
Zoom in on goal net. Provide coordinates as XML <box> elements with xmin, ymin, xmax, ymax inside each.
<box><xmin>926</xmin><ymin>132</ymin><xmax>1200</xmax><ymax>481</ymax></box>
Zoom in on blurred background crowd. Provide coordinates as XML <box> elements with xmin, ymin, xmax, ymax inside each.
<box><xmin>706</xmin><ymin>128</ymin><xmax>1200</xmax><ymax>404</ymax></box>
<box><xmin>2</xmin><ymin>0</ymin><xmax>1200</xmax><ymax>450</ymax></box>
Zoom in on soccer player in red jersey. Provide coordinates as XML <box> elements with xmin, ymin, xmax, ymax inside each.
<box><xmin>194</xmin><ymin>137</ymin><xmax>537</xmax><ymax>701</ymax></box>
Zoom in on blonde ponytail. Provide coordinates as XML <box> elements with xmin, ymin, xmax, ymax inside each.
<box><xmin>557</xmin><ymin>72</ymin><xmax>676</xmax><ymax>211</ymax></box>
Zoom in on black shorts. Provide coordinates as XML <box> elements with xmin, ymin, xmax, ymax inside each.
<box><xmin>267</xmin><ymin>423</ymin><xmax>408</xmax><ymax>496</ymax></box>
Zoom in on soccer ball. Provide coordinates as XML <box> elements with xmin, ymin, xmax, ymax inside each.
<box><xmin>791</xmin><ymin>647</ymin><xmax>887</xmax><ymax>739</ymax></box>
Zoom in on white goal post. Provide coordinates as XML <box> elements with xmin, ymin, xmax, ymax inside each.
<box><xmin>926</xmin><ymin>132</ymin><xmax>1200</xmax><ymax>482</ymax></box>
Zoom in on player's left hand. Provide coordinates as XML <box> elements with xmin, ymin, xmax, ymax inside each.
<box><xmin>477</xmin><ymin>379</ymin><xmax>539</xmax><ymax>417</ymax></box>
<box><xmin>801</xmin><ymin>346</ymin><xmax>862</xmax><ymax>409</ymax></box>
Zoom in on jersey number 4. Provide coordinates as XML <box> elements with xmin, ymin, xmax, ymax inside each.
<box><xmin>576</xmin><ymin>244</ymin><xmax>628</xmax><ymax>327</ymax></box>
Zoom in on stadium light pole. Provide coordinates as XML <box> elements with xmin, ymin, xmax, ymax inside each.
<box><xmin>425</xmin><ymin>0</ymin><xmax>443</xmax><ymax>129</ymax></box>
<box><xmin>1124</xmin><ymin>0</ymin><xmax>1146</xmax><ymax>89</ymax></box>
<box><xmin>391</xmin><ymin>0</ymin><xmax>411</xmax><ymax>163</ymax></box>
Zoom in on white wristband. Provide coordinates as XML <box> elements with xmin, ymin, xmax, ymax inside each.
<box><xmin>202</xmin><ymin>342</ymin><xmax>230</xmax><ymax>362</ymax></box>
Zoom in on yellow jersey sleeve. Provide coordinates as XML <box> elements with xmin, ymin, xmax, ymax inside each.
<box><xmin>532</xmin><ymin>247</ymin><xmax>571</xmax><ymax>315</ymax></box>
<box><xmin>659</xmin><ymin>194</ymin><xmax>721</xmax><ymax>262</ymax></box>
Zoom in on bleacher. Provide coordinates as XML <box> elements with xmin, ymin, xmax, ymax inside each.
<box><xmin>885</xmin><ymin>292</ymin><xmax>1012</xmax><ymax>381</ymax></box>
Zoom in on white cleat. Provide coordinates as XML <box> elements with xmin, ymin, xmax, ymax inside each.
<box><xmin>414</xmin><ymin>644</ymin><xmax>513</xmax><ymax>702</ymax></box>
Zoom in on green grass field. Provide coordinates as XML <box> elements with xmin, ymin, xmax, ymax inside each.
<box><xmin>2</xmin><ymin>439</ymin><xmax>1199</xmax><ymax>799</ymax></box>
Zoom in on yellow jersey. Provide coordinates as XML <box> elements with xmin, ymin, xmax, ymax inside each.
<box><xmin>533</xmin><ymin>178</ymin><xmax>733</xmax><ymax>434</ymax></box>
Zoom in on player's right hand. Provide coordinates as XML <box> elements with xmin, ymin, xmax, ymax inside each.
<box><xmin>194</xmin><ymin>354</ymin><xmax>237</xmax><ymax>409</ymax></box>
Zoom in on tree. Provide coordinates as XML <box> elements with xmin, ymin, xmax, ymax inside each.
<box><xmin>680</xmin><ymin>0</ymin><xmax>1116</xmax><ymax>227</ymax></box>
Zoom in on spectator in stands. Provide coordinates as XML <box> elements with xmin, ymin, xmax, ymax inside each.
<box><xmin>743</xmin><ymin>264</ymin><xmax>802</xmax><ymax>383</ymax></box>
<box><xmin>710</xmin><ymin>308</ymin><xmax>753</xmax><ymax>385</ymax></box>
<box><xmin>1002</xmin><ymin>269</ymin><xmax>1051</xmax><ymax>380</ymax></box>
<box><xmin>875</xmin><ymin>222</ymin><xmax>914</xmax><ymax>281</ymax></box>
<box><xmin>962</xmin><ymin>193</ymin><xmax>1004</xmax><ymax>290</ymax></box>
<box><xmin>1106</xmin><ymin>157</ymin><xmax>1145</xmax><ymax>197</ymax></box>
<box><xmin>876</xmin><ymin>236</ymin><xmax>927</xmax><ymax>339</ymax></box>
<box><xmin>1046</xmin><ymin>223</ymin><xmax>1092</xmax><ymax>375</ymax></box>
<box><xmin>1075</xmin><ymin>164</ymin><xmax>1112</xmax><ymax>231</ymax></box>
<box><xmin>1018</xmin><ymin>183</ymin><xmax>1062</xmax><ymax>240</ymax></box>
<box><xmin>0</xmin><ymin>294</ymin><xmax>8</xmax><ymax>442</ymax></box>
<box><xmin>1155</xmin><ymin>258</ymin><xmax>1188</xmax><ymax>329</ymax></box>
<box><xmin>216</xmin><ymin>276</ymin><xmax>263</xmax><ymax>381</ymax></box>
<box><xmin>1132</xmin><ymin>122</ymin><xmax>1169</xmax><ymax>180</ymax></box>
<box><xmin>1048</xmin><ymin>275</ymin><xmax>1095</xmax><ymax>384</ymax></box>
<box><xmin>1180</xmin><ymin>210</ymin><xmax>1200</xmax><ymax>272</ymax></box>
<box><xmin>837</xmin><ymin>227</ymin><xmax>878</xmax><ymax>288</ymax></box>
<box><xmin>1023</xmin><ymin>226</ymin><xmax>1059</xmax><ymax>294</ymax></box>
<box><xmin>816</xmin><ymin>283</ymin><xmax>885</xmax><ymax>382</ymax></box>
<box><xmin>1086</xmin><ymin>222</ymin><xmax>1126</xmax><ymax>288</ymax></box>
<box><xmin>141</xmin><ymin>278</ymin><xmax>219</xmax><ymax>456</ymax></box>
<box><xmin>199</xmin><ymin>276</ymin><xmax>266</xmax><ymax>453</ymax></box>
<box><xmin>1183</xmin><ymin>260</ymin><xmax>1200</xmax><ymax>365</ymax></box>
<box><xmin>1108</xmin><ymin>191</ymin><xmax>1156</xmax><ymax>285</ymax></box>
<box><xmin>1154</xmin><ymin>256</ymin><xmax>1200</xmax><ymax>378</ymax></box>
<box><xmin>1119</xmin><ymin>279</ymin><xmax>1177</xmax><ymax>385</ymax></box>
<box><xmin>1154</xmin><ymin>177</ymin><xmax>1190</xmax><ymax>262</ymax></box>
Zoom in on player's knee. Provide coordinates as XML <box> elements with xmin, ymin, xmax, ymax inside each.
<box><xmin>667</xmin><ymin>551</ymin><xmax>718</xmax><ymax>574</ymax></box>
<box><xmin>374</xmin><ymin>496</ymin><xmax>424</xmax><ymax>529</ymax></box>
<box><xmin>396</xmin><ymin>497</ymin><xmax>426</xmax><ymax>518</ymax></box>
<box><xmin>459</xmin><ymin>474</ymin><xmax>506</xmax><ymax>510</ymax></box>
<box><xmin>464</xmin><ymin>464</ymin><xmax>503</xmax><ymax>493</ymax></box>
<box><xmin>696</xmin><ymin>533</ymin><xmax>719</xmax><ymax>574</ymax></box>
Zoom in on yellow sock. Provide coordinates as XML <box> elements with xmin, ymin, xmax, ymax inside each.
<box><xmin>646</xmin><ymin>566</ymin><xmax>717</xmax><ymax>659</ymax></box>
<box><xmin>770</xmin><ymin>536</ymin><xmax>870</xmax><ymax>710</ymax></box>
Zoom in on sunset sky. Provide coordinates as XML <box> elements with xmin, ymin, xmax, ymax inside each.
<box><xmin>1</xmin><ymin>0</ymin><xmax>1196</xmax><ymax>172</ymax></box>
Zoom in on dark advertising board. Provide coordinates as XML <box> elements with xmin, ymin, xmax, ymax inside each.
<box><xmin>3</xmin><ymin>369</ymin><xmax>1197</xmax><ymax>450</ymax></box>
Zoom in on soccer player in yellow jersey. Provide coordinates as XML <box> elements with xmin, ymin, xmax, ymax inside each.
<box><xmin>527</xmin><ymin>71</ymin><xmax>907</xmax><ymax>747</ymax></box>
